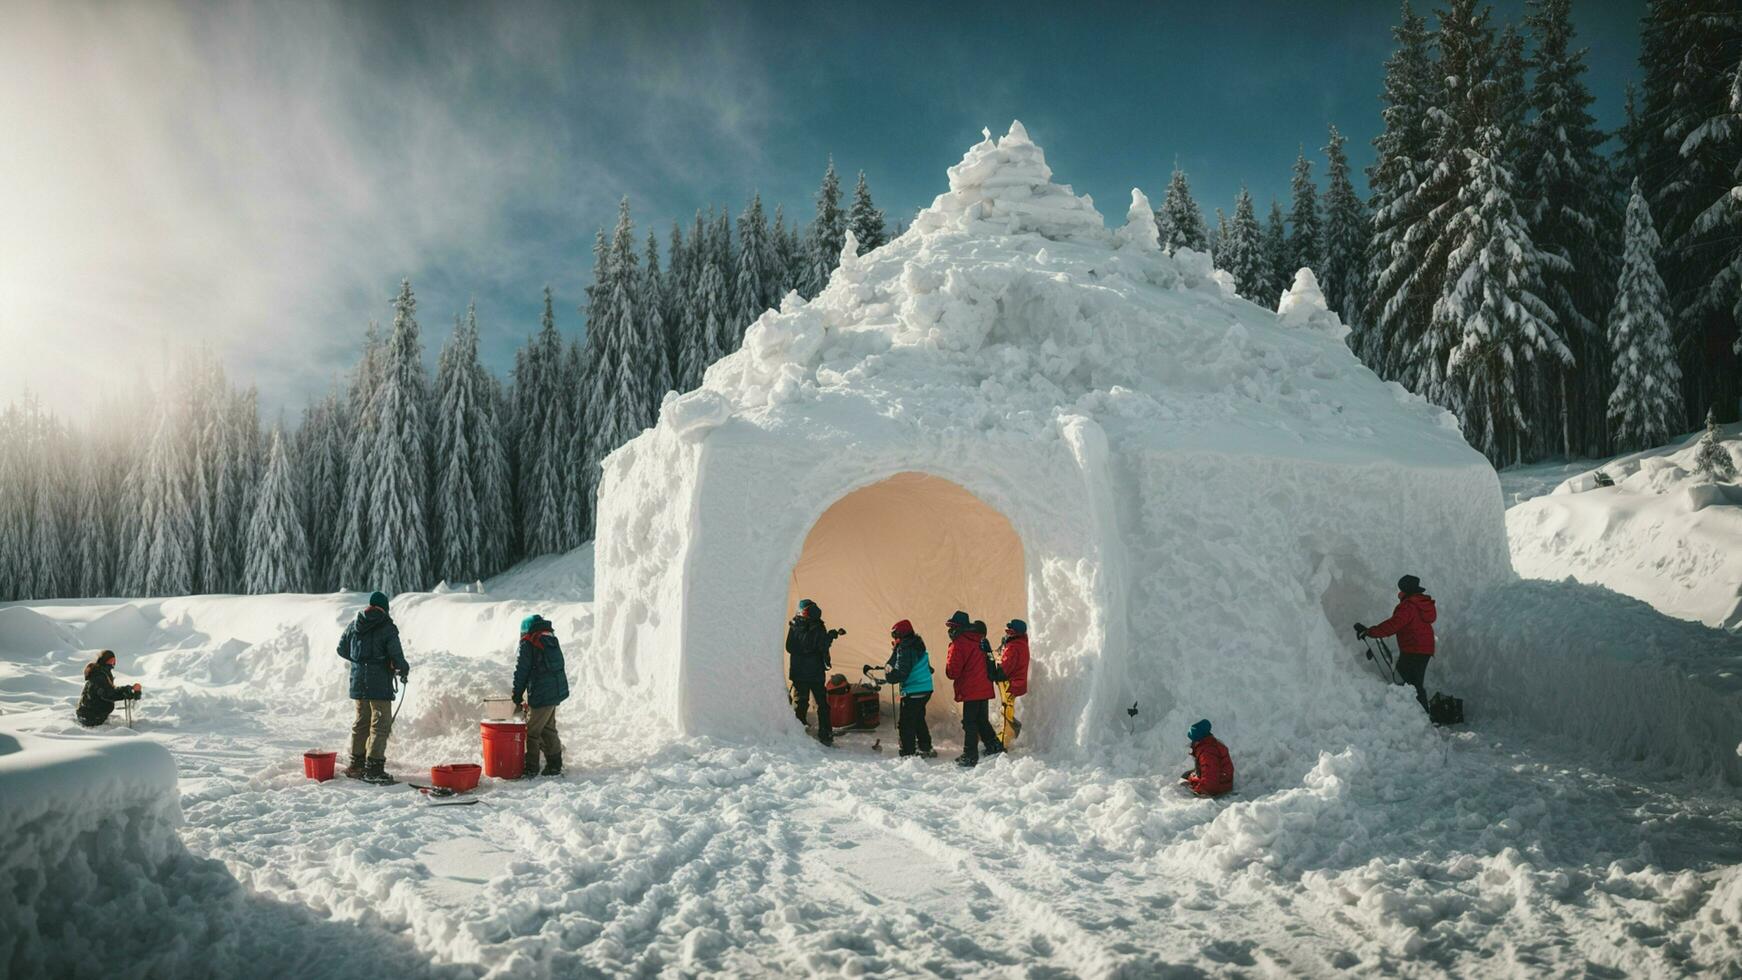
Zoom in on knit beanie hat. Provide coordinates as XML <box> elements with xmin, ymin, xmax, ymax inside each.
<box><xmin>369</xmin><ymin>591</ymin><xmax>390</xmax><ymax>610</ymax></box>
<box><xmin>1005</xmin><ymin>619</ymin><xmax>1027</xmax><ymax>635</ymax></box>
<box><xmin>890</xmin><ymin>619</ymin><xmax>913</xmax><ymax>638</ymax></box>
<box><xmin>1188</xmin><ymin>719</ymin><xmax>1213</xmax><ymax>743</ymax></box>
<box><xmin>946</xmin><ymin>610</ymin><xmax>971</xmax><ymax>629</ymax></box>
<box><xmin>1398</xmin><ymin>575</ymin><xmax>1424</xmax><ymax>595</ymax></box>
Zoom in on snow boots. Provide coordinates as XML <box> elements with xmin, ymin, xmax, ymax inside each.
<box><xmin>362</xmin><ymin>759</ymin><xmax>397</xmax><ymax>785</ymax></box>
<box><xmin>343</xmin><ymin>754</ymin><xmax>366</xmax><ymax>779</ymax></box>
<box><xmin>540</xmin><ymin>753</ymin><xmax>563</xmax><ymax>777</ymax></box>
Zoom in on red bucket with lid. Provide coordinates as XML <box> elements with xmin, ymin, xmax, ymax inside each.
<box><xmin>303</xmin><ymin>750</ymin><xmax>337</xmax><ymax>782</ymax></box>
<box><xmin>480</xmin><ymin>721</ymin><xmax>526</xmax><ymax>779</ymax></box>
<box><xmin>431</xmin><ymin>763</ymin><xmax>482</xmax><ymax>793</ymax></box>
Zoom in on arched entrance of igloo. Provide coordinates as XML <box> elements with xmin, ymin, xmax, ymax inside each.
<box><xmin>784</xmin><ymin>471</ymin><xmax>1028</xmax><ymax>735</ymax></box>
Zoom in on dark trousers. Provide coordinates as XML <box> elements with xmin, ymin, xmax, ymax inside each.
<box><xmin>1396</xmin><ymin>654</ymin><xmax>1430</xmax><ymax>709</ymax></box>
<box><xmin>793</xmin><ymin>680</ymin><xmax>832</xmax><ymax>743</ymax></box>
<box><xmin>960</xmin><ymin>699</ymin><xmax>1003</xmax><ymax>762</ymax></box>
<box><xmin>898</xmin><ymin>692</ymin><xmax>933</xmax><ymax>755</ymax></box>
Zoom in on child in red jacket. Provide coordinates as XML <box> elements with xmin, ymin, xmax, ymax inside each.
<box><xmin>943</xmin><ymin>610</ymin><xmax>1003</xmax><ymax>767</ymax></box>
<box><xmin>997</xmin><ymin>619</ymin><xmax>1030</xmax><ymax>744</ymax></box>
<box><xmin>1181</xmin><ymin>719</ymin><xmax>1233</xmax><ymax>797</ymax></box>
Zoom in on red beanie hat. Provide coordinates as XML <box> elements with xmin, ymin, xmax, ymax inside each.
<box><xmin>890</xmin><ymin>619</ymin><xmax>913</xmax><ymax>637</ymax></box>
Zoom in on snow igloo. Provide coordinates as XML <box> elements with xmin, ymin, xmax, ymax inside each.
<box><xmin>584</xmin><ymin>122</ymin><xmax>1513</xmax><ymax>753</ymax></box>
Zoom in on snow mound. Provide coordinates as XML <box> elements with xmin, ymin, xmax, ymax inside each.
<box><xmin>483</xmin><ymin>541</ymin><xmax>595</xmax><ymax>602</ymax></box>
<box><xmin>1508</xmin><ymin>423</ymin><xmax>1742</xmax><ymax>630</ymax></box>
<box><xmin>0</xmin><ymin>606</ymin><xmax>74</xmax><ymax>655</ymax></box>
<box><xmin>78</xmin><ymin>602</ymin><xmax>159</xmax><ymax>651</ymax></box>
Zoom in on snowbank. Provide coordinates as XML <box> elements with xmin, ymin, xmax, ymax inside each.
<box><xmin>1507</xmin><ymin>424</ymin><xmax>1742</xmax><ymax>630</ymax></box>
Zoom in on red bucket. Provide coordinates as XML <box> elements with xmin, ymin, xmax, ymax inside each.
<box><xmin>303</xmin><ymin>750</ymin><xmax>337</xmax><ymax>782</ymax></box>
<box><xmin>431</xmin><ymin>763</ymin><xmax>481</xmax><ymax>793</ymax></box>
<box><xmin>481</xmin><ymin>721</ymin><xmax>526</xmax><ymax>779</ymax></box>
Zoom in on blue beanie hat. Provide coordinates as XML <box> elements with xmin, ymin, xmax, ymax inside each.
<box><xmin>1188</xmin><ymin>719</ymin><xmax>1213</xmax><ymax>742</ymax></box>
<box><xmin>520</xmin><ymin>614</ymin><xmax>551</xmax><ymax>634</ymax></box>
<box><xmin>1005</xmin><ymin>619</ymin><xmax>1027</xmax><ymax>635</ymax></box>
<box><xmin>369</xmin><ymin>591</ymin><xmax>390</xmax><ymax>610</ymax></box>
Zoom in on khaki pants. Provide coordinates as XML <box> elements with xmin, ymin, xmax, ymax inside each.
<box><xmin>350</xmin><ymin>699</ymin><xmax>394</xmax><ymax>761</ymax></box>
<box><xmin>525</xmin><ymin>705</ymin><xmax>562</xmax><ymax>767</ymax></box>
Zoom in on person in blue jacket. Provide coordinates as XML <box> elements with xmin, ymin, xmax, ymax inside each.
<box><xmin>884</xmin><ymin>619</ymin><xmax>936</xmax><ymax>758</ymax></box>
<box><xmin>512</xmin><ymin>614</ymin><xmax>571</xmax><ymax>777</ymax></box>
<box><xmin>336</xmin><ymin>590</ymin><xmax>410</xmax><ymax>784</ymax></box>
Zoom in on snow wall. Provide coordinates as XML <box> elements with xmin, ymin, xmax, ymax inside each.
<box><xmin>587</xmin><ymin>122</ymin><xmax>1518</xmax><ymax>759</ymax></box>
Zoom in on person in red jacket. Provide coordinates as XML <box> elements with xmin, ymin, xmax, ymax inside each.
<box><xmin>942</xmin><ymin>610</ymin><xmax>1003</xmax><ymax>767</ymax></box>
<box><xmin>996</xmin><ymin>619</ymin><xmax>1030</xmax><ymax>744</ymax></box>
<box><xmin>1181</xmin><ymin>719</ymin><xmax>1233</xmax><ymax>797</ymax></box>
<box><xmin>1357</xmin><ymin>574</ymin><xmax>1438</xmax><ymax>709</ymax></box>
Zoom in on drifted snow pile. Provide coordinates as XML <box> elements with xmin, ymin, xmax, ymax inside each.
<box><xmin>590</xmin><ymin>121</ymin><xmax>1513</xmax><ymax>763</ymax></box>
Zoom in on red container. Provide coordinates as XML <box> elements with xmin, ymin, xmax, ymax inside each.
<box><xmin>303</xmin><ymin>750</ymin><xmax>337</xmax><ymax>782</ymax></box>
<box><xmin>824</xmin><ymin>674</ymin><xmax>855</xmax><ymax>729</ymax></box>
<box><xmin>431</xmin><ymin>763</ymin><xmax>482</xmax><ymax>793</ymax></box>
<box><xmin>481</xmin><ymin>721</ymin><xmax>526</xmax><ymax>779</ymax></box>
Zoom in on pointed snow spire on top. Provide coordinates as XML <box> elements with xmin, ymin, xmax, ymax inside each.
<box><xmin>1004</xmin><ymin>119</ymin><xmax>1032</xmax><ymax>144</ymax></box>
<box><xmin>836</xmin><ymin>228</ymin><xmax>864</xmax><ymax>281</ymax></box>
<box><xmin>1275</xmin><ymin>267</ymin><xmax>1348</xmax><ymax>340</ymax></box>
<box><xmin>917</xmin><ymin>119</ymin><xmax>1104</xmax><ymax>242</ymax></box>
<box><xmin>1117</xmin><ymin>188</ymin><xmax>1161</xmax><ymax>252</ymax></box>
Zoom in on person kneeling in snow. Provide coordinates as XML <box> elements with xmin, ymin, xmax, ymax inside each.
<box><xmin>1181</xmin><ymin>719</ymin><xmax>1233</xmax><ymax>797</ymax></box>
<box><xmin>337</xmin><ymin>590</ymin><xmax>410</xmax><ymax>784</ymax></box>
<box><xmin>512</xmin><ymin>614</ymin><xmax>570</xmax><ymax>778</ymax></box>
<box><xmin>786</xmin><ymin>599</ymin><xmax>841</xmax><ymax>746</ymax></box>
<box><xmin>944</xmin><ymin>611</ymin><xmax>1003</xmax><ymax>767</ymax></box>
<box><xmin>1356</xmin><ymin>575</ymin><xmax>1437</xmax><ymax>709</ymax></box>
<box><xmin>884</xmin><ymin>620</ymin><xmax>935</xmax><ymax>758</ymax></box>
<box><xmin>76</xmin><ymin>650</ymin><xmax>141</xmax><ymax>727</ymax></box>
<box><xmin>997</xmin><ymin>620</ymin><xmax>1030</xmax><ymax>744</ymax></box>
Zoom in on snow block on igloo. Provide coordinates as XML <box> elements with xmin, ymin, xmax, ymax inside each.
<box><xmin>586</xmin><ymin>122</ymin><xmax>1512</xmax><ymax>753</ymax></box>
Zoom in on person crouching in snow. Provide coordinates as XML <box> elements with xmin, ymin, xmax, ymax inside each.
<box><xmin>512</xmin><ymin>614</ymin><xmax>570</xmax><ymax>777</ymax></box>
<box><xmin>1181</xmin><ymin>719</ymin><xmax>1233</xmax><ymax>797</ymax></box>
<box><xmin>884</xmin><ymin>620</ymin><xmax>935</xmax><ymax>758</ymax></box>
<box><xmin>943</xmin><ymin>611</ymin><xmax>1003</xmax><ymax>767</ymax></box>
<box><xmin>997</xmin><ymin>620</ymin><xmax>1030</xmax><ymax>744</ymax></box>
<box><xmin>786</xmin><ymin>598</ymin><xmax>840</xmax><ymax>746</ymax></box>
<box><xmin>336</xmin><ymin>590</ymin><xmax>409</xmax><ymax>784</ymax></box>
<box><xmin>76</xmin><ymin>650</ymin><xmax>141</xmax><ymax>727</ymax></box>
<box><xmin>1356</xmin><ymin>574</ymin><xmax>1437</xmax><ymax>709</ymax></box>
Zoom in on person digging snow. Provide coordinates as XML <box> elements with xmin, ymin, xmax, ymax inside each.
<box><xmin>511</xmin><ymin>614</ymin><xmax>570</xmax><ymax>778</ymax></box>
<box><xmin>997</xmin><ymin>620</ymin><xmax>1030</xmax><ymax>744</ymax></box>
<box><xmin>1181</xmin><ymin>719</ymin><xmax>1234</xmax><ymax>797</ymax></box>
<box><xmin>76</xmin><ymin>650</ymin><xmax>141</xmax><ymax>727</ymax></box>
<box><xmin>336</xmin><ymin>590</ymin><xmax>410</xmax><ymax>784</ymax></box>
<box><xmin>944</xmin><ymin>611</ymin><xmax>1003</xmax><ymax>767</ymax></box>
<box><xmin>786</xmin><ymin>599</ymin><xmax>841</xmax><ymax>746</ymax></box>
<box><xmin>1355</xmin><ymin>575</ymin><xmax>1437</xmax><ymax>709</ymax></box>
<box><xmin>883</xmin><ymin>619</ymin><xmax>936</xmax><ymax>758</ymax></box>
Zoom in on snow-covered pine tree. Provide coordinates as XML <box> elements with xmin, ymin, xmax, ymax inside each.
<box><xmin>27</xmin><ymin>423</ymin><xmax>65</xmax><ymax>599</ymax></box>
<box><xmin>1224</xmin><ymin>188</ymin><xmax>1269</xmax><ymax>303</ymax></box>
<box><xmin>520</xmin><ymin>288</ymin><xmax>568</xmax><ymax>558</ymax></box>
<box><xmin>1364</xmin><ymin>0</ymin><xmax>1440</xmax><ymax>378</ymax></box>
<box><xmin>666</xmin><ymin>220</ymin><xmax>693</xmax><ymax>388</ymax></box>
<box><xmin>770</xmin><ymin>206</ymin><xmax>795</xmax><ymax>299</ymax></box>
<box><xmin>733</xmin><ymin>194</ymin><xmax>774</xmax><ymax>342</ymax></box>
<box><xmin>1694</xmin><ymin>407</ymin><xmax>1737</xmax><ymax>480</ymax></box>
<box><xmin>1687</xmin><ymin>54</ymin><xmax>1742</xmax><ymax>332</ymax></box>
<box><xmin>1434</xmin><ymin>125</ymin><xmax>1571</xmax><ymax>464</ymax></box>
<box><xmin>1211</xmin><ymin>208</ymin><xmax>1230</xmax><ymax>270</ymax></box>
<box><xmin>584</xmin><ymin>199</ymin><xmax>652</xmax><ymax>531</ymax></box>
<box><xmin>784</xmin><ymin>219</ymin><xmax>805</xmax><ymax>296</ymax></box>
<box><xmin>1615</xmin><ymin>82</ymin><xmax>1649</xmax><ymax>190</ymax></box>
<box><xmin>847</xmin><ymin>172</ymin><xmax>887</xmax><ymax>254</ymax></box>
<box><xmin>72</xmin><ymin>441</ymin><xmax>111</xmax><ymax>597</ymax></box>
<box><xmin>128</xmin><ymin>410</ymin><xmax>195</xmax><ymax>597</ymax></box>
<box><xmin>561</xmin><ymin>337</ymin><xmax>591</xmax><ymax>545</ymax></box>
<box><xmin>333</xmin><ymin>321</ymin><xmax>383</xmax><ymax>589</ymax></box>
<box><xmin>801</xmin><ymin>158</ymin><xmax>845</xmax><ymax>298</ymax></box>
<box><xmin>643</xmin><ymin>230</ymin><xmax>674</xmax><ymax>415</ymax></box>
<box><xmin>433</xmin><ymin>305</ymin><xmax>511</xmax><ymax>584</ymax></box>
<box><xmin>1319</xmin><ymin>125</ymin><xmax>1369</xmax><ymax>327</ymax></box>
<box><xmin>1523</xmin><ymin>0</ymin><xmax>1621</xmax><ymax>459</ymax></box>
<box><xmin>294</xmin><ymin>389</ymin><xmax>346</xmax><ymax>590</ymax></box>
<box><xmin>1263</xmin><ymin>201</ymin><xmax>1289</xmax><ymax>305</ymax></box>
<box><xmin>1607</xmin><ymin>181</ymin><xmax>1684</xmax><ymax>452</ymax></box>
<box><xmin>1286</xmin><ymin>149</ymin><xmax>1321</xmax><ymax>276</ymax></box>
<box><xmin>1156</xmin><ymin>164</ymin><xmax>1209</xmax><ymax>253</ymax></box>
<box><xmin>365</xmin><ymin>279</ymin><xmax>433</xmax><ymax>595</ymax></box>
<box><xmin>244</xmin><ymin>427</ymin><xmax>310</xmax><ymax>594</ymax></box>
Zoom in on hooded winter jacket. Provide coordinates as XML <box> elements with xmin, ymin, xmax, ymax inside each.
<box><xmin>76</xmin><ymin>660</ymin><xmax>138</xmax><ymax>726</ymax></box>
<box><xmin>336</xmin><ymin>606</ymin><xmax>410</xmax><ymax>700</ymax></box>
<box><xmin>885</xmin><ymin>633</ymin><xmax>934</xmax><ymax>697</ymax></box>
<box><xmin>513</xmin><ymin>629</ymin><xmax>571</xmax><ymax>708</ymax></box>
<box><xmin>785</xmin><ymin>610</ymin><xmax>835</xmax><ymax>685</ymax></box>
<box><xmin>1365</xmin><ymin>593</ymin><xmax>1437</xmax><ymax>655</ymax></box>
<box><xmin>1187</xmin><ymin>735</ymin><xmax>1234</xmax><ymax>797</ymax></box>
<box><xmin>944</xmin><ymin>628</ymin><xmax>994</xmax><ymax>702</ymax></box>
<box><xmin>998</xmin><ymin>634</ymin><xmax>1030</xmax><ymax>697</ymax></box>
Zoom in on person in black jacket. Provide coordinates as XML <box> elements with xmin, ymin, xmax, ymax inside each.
<box><xmin>335</xmin><ymin>590</ymin><xmax>410</xmax><ymax>784</ymax></box>
<box><xmin>883</xmin><ymin>620</ymin><xmax>936</xmax><ymax>758</ymax></box>
<box><xmin>76</xmin><ymin>650</ymin><xmax>140</xmax><ymax>727</ymax></box>
<box><xmin>785</xmin><ymin>598</ymin><xmax>841</xmax><ymax>746</ymax></box>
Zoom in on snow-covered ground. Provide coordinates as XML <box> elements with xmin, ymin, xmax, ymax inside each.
<box><xmin>1504</xmin><ymin>423</ymin><xmax>1742</xmax><ymax>632</ymax></box>
<box><xmin>5</xmin><ymin>558</ymin><xmax>1742</xmax><ymax>978</ymax></box>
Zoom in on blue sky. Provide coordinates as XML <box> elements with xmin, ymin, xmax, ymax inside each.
<box><xmin>0</xmin><ymin>0</ymin><xmax>1645</xmax><ymax>419</ymax></box>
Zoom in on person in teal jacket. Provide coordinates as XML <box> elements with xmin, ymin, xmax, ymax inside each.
<box><xmin>512</xmin><ymin>614</ymin><xmax>570</xmax><ymax>777</ymax></box>
<box><xmin>884</xmin><ymin>619</ymin><xmax>935</xmax><ymax>758</ymax></box>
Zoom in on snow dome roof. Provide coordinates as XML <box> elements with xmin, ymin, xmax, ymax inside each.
<box><xmin>666</xmin><ymin>121</ymin><xmax>1479</xmax><ymax>471</ymax></box>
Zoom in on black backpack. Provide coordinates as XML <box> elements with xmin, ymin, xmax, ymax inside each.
<box><xmin>1428</xmin><ymin>692</ymin><xmax>1464</xmax><ymax>725</ymax></box>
